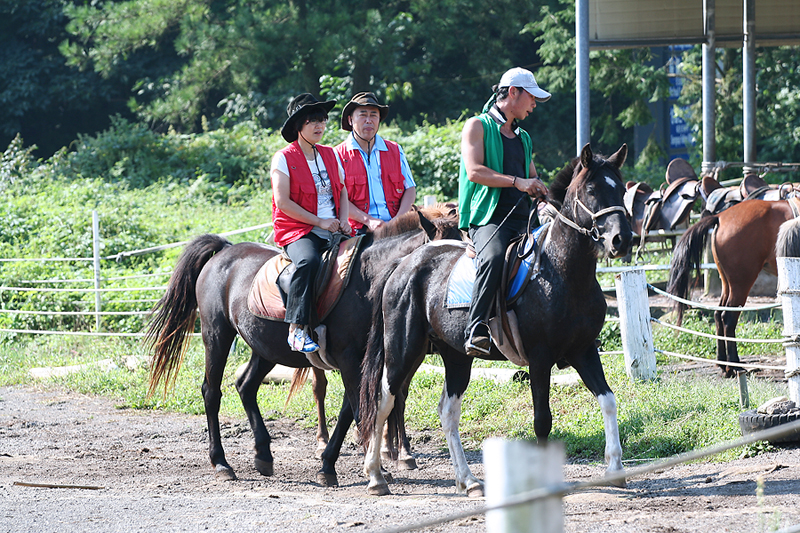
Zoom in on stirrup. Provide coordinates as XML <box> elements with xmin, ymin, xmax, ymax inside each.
<box><xmin>464</xmin><ymin>322</ymin><xmax>492</xmax><ymax>356</ymax></box>
<box><xmin>288</xmin><ymin>327</ymin><xmax>319</xmax><ymax>353</ymax></box>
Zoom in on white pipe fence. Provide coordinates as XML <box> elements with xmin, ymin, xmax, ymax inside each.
<box><xmin>0</xmin><ymin>213</ymin><xmax>273</xmax><ymax>338</ymax></box>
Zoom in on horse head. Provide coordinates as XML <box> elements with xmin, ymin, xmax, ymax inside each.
<box><xmin>549</xmin><ymin>143</ymin><xmax>632</xmax><ymax>259</ymax></box>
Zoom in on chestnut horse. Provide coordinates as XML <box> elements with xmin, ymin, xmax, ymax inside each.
<box><xmin>145</xmin><ymin>206</ymin><xmax>459</xmax><ymax>485</ymax></box>
<box><xmin>667</xmin><ymin>198</ymin><xmax>798</xmax><ymax>377</ymax></box>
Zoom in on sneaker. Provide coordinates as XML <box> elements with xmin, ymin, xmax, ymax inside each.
<box><xmin>464</xmin><ymin>322</ymin><xmax>492</xmax><ymax>357</ymax></box>
<box><xmin>288</xmin><ymin>328</ymin><xmax>319</xmax><ymax>353</ymax></box>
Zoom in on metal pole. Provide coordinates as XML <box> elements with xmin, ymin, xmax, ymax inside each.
<box><xmin>576</xmin><ymin>0</ymin><xmax>590</xmax><ymax>155</ymax></box>
<box><xmin>743</xmin><ymin>0</ymin><xmax>757</xmax><ymax>170</ymax></box>
<box><xmin>702</xmin><ymin>0</ymin><xmax>716</xmax><ymax>174</ymax></box>
<box><xmin>91</xmin><ymin>211</ymin><xmax>102</xmax><ymax>332</ymax></box>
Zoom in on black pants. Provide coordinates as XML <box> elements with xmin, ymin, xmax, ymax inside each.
<box><xmin>284</xmin><ymin>232</ymin><xmax>329</xmax><ymax>326</ymax></box>
<box><xmin>466</xmin><ymin>218</ymin><xmax>527</xmax><ymax>337</ymax></box>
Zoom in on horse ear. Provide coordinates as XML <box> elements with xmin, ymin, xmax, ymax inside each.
<box><xmin>580</xmin><ymin>143</ymin><xmax>593</xmax><ymax>169</ymax></box>
<box><xmin>410</xmin><ymin>204</ymin><xmax>419</xmax><ymax>212</ymax></box>
<box><xmin>417</xmin><ymin>210</ymin><xmax>436</xmax><ymax>239</ymax></box>
<box><xmin>607</xmin><ymin>144</ymin><xmax>628</xmax><ymax>169</ymax></box>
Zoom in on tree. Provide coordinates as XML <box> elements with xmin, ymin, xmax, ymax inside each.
<box><xmin>0</xmin><ymin>0</ymin><xmax>132</xmax><ymax>156</ymax></box>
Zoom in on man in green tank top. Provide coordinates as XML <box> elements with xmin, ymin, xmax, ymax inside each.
<box><xmin>458</xmin><ymin>67</ymin><xmax>550</xmax><ymax>357</ymax></box>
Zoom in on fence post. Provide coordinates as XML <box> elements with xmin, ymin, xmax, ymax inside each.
<box><xmin>484</xmin><ymin>439</ymin><xmax>563</xmax><ymax>533</ymax></box>
<box><xmin>91</xmin><ymin>211</ymin><xmax>102</xmax><ymax>332</ymax></box>
<box><xmin>614</xmin><ymin>268</ymin><xmax>657</xmax><ymax>381</ymax></box>
<box><xmin>423</xmin><ymin>195</ymin><xmax>437</xmax><ymax>207</ymax></box>
<box><xmin>777</xmin><ymin>257</ymin><xmax>800</xmax><ymax>405</ymax></box>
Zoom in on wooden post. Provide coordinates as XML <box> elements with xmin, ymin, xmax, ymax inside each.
<box><xmin>615</xmin><ymin>268</ymin><xmax>657</xmax><ymax>381</ymax></box>
<box><xmin>484</xmin><ymin>439</ymin><xmax>563</xmax><ymax>533</ymax></box>
<box><xmin>91</xmin><ymin>211</ymin><xmax>102</xmax><ymax>332</ymax></box>
<box><xmin>423</xmin><ymin>195</ymin><xmax>436</xmax><ymax>207</ymax></box>
<box><xmin>777</xmin><ymin>257</ymin><xmax>800</xmax><ymax>405</ymax></box>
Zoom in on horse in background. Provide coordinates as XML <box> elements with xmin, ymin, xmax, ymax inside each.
<box><xmin>359</xmin><ymin>144</ymin><xmax>632</xmax><ymax>496</ymax></box>
<box><xmin>667</xmin><ymin>198</ymin><xmax>799</xmax><ymax>377</ymax></box>
<box><xmin>145</xmin><ymin>205</ymin><xmax>459</xmax><ymax>485</ymax></box>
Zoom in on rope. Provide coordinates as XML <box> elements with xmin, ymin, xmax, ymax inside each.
<box><xmin>648</xmin><ymin>284</ymin><xmax>781</xmax><ymax>312</ymax></box>
<box><xmin>651</xmin><ymin>317</ymin><xmax>782</xmax><ymax>344</ymax></box>
<box><xmin>0</xmin><ymin>286</ymin><xmax>167</xmax><ymax>293</ymax></box>
<box><xmin>656</xmin><ymin>349</ymin><xmax>788</xmax><ymax>371</ymax></box>
<box><xmin>0</xmin><ymin>309</ymin><xmax>148</xmax><ymax>317</ymax></box>
<box><xmin>0</xmin><ymin>328</ymin><xmax>201</xmax><ymax>338</ymax></box>
<box><xmin>375</xmin><ymin>418</ymin><xmax>800</xmax><ymax>533</ymax></box>
<box><xmin>0</xmin><ymin>257</ymin><xmax>93</xmax><ymax>263</ymax></box>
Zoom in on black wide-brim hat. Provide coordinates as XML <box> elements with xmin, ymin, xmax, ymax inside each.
<box><xmin>340</xmin><ymin>92</ymin><xmax>389</xmax><ymax>131</ymax></box>
<box><xmin>280</xmin><ymin>93</ymin><xmax>336</xmax><ymax>142</ymax></box>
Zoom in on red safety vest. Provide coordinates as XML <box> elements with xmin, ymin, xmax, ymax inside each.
<box><xmin>335</xmin><ymin>139</ymin><xmax>405</xmax><ymax>232</ymax></box>
<box><xmin>272</xmin><ymin>142</ymin><xmax>343</xmax><ymax>247</ymax></box>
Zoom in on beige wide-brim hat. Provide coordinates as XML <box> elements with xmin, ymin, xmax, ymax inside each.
<box><xmin>340</xmin><ymin>92</ymin><xmax>389</xmax><ymax>131</ymax></box>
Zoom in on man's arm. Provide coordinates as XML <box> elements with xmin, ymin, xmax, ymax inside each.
<box><xmin>461</xmin><ymin>117</ymin><xmax>547</xmax><ymax>199</ymax></box>
<box><xmin>396</xmin><ymin>186</ymin><xmax>416</xmax><ymax>216</ymax></box>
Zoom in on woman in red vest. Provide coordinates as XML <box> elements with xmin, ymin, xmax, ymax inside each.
<box><xmin>271</xmin><ymin>94</ymin><xmax>350</xmax><ymax>352</ymax></box>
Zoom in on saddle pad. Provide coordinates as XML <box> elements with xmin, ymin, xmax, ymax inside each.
<box><xmin>247</xmin><ymin>236</ymin><xmax>363</xmax><ymax>321</ymax></box>
<box><xmin>445</xmin><ymin>225</ymin><xmax>548</xmax><ymax>309</ymax></box>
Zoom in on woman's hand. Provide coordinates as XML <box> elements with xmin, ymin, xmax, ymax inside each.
<box><xmin>318</xmin><ymin>218</ymin><xmax>341</xmax><ymax>232</ymax></box>
<box><xmin>340</xmin><ymin>219</ymin><xmax>352</xmax><ymax>235</ymax></box>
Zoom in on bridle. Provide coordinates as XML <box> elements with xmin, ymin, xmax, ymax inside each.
<box><xmin>555</xmin><ymin>164</ymin><xmax>626</xmax><ymax>242</ymax></box>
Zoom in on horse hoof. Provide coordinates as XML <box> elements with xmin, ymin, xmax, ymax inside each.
<box><xmin>466</xmin><ymin>482</ymin><xmax>485</xmax><ymax>498</ymax></box>
<box><xmin>396</xmin><ymin>457</ymin><xmax>418</xmax><ymax>471</ymax></box>
<box><xmin>254</xmin><ymin>458</ymin><xmax>274</xmax><ymax>477</ymax></box>
<box><xmin>315</xmin><ymin>445</ymin><xmax>327</xmax><ymax>459</ymax></box>
<box><xmin>214</xmin><ymin>465</ymin><xmax>237</xmax><ymax>481</ymax></box>
<box><xmin>316</xmin><ymin>471</ymin><xmax>339</xmax><ymax>487</ymax></box>
<box><xmin>381</xmin><ymin>471</ymin><xmax>394</xmax><ymax>484</ymax></box>
<box><xmin>368</xmin><ymin>482</ymin><xmax>391</xmax><ymax>496</ymax></box>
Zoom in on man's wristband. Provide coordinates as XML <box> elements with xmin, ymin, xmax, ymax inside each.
<box><xmin>512</xmin><ymin>176</ymin><xmax>517</xmax><ymax>188</ymax></box>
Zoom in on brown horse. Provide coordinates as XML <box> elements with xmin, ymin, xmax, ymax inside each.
<box><xmin>667</xmin><ymin>198</ymin><xmax>798</xmax><ymax>377</ymax></box>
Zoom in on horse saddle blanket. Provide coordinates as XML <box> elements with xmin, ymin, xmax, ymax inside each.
<box><xmin>445</xmin><ymin>223</ymin><xmax>549</xmax><ymax>309</ymax></box>
<box><xmin>247</xmin><ymin>235</ymin><xmax>364</xmax><ymax>322</ymax></box>
<box><xmin>623</xmin><ymin>158</ymin><xmax>699</xmax><ymax>235</ymax></box>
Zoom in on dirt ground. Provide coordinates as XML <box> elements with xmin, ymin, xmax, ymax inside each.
<box><xmin>2</xmin><ymin>385</ymin><xmax>800</xmax><ymax>533</ymax></box>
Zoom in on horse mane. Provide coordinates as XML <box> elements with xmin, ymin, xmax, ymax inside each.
<box><xmin>373</xmin><ymin>203</ymin><xmax>458</xmax><ymax>240</ymax></box>
<box><xmin>777</xmin><ymin>217</ymin><xmax>800</xmax><ymax>258</ymax></box>
<box><xmin>548</xmin><ymin>158</ymin><xmax>579</xmax><ymax>210</ymax></box>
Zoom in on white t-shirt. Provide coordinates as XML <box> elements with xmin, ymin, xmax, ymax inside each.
<box><xmin>271</xmin><ymin>149</ymin><xmax>345</xmax><ymax>238</ymax></box>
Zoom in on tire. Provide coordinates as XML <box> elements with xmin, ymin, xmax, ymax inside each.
<box><xmin>739</xmin><ymin>409</ymin><xmax>800</xmax><ymax>444</ymax></box>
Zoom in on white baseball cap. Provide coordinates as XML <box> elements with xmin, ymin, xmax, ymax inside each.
<box><xmin>498</xmin><ymin>67</ymin><xmax>551</xmax><ymax>102</ymax></box>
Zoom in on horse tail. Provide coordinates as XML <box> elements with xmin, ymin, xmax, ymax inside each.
<box><xmin>667</xmin><ymin>216</ymin><xmax>719</xmax><ymax>325</ymax></box>
<box><xmin>776</xmin><ymin>217</ymin><xmax>800</xmax><ymax>258</ymax></box>
<box><xmin>285</xmin><ymin>368</ymin><xmax>311</xmax><ymax>407</ymax></box>
<box><xmin>358</xmin><ymin>259</ymin><xmax>404</xmax><ymax>452</ymax></box>
<box><xmin>146</xmin><ymin>234</ymin><xmax>232</xmax><ymax>397</ymax></box>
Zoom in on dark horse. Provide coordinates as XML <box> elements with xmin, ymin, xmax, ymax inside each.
<box><xmin>146</xmin><ymin>206</ymin><xmax>459</xmax><ymax>484</ymax></box>
<box><xmin>359</xmin><ymin>144</ymin><xmax>632</xmax><ymax>496</ymax></box>
<box><xmin>666</xmin><ymin>198</ymin><xmax>798</xmax><ymax>377</ymax></box>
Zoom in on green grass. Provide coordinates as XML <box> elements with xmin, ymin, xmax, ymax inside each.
<box><xmin>1</xmin><ymin>315</ymin><xmax>789</xmax><ymax>465</ymax></box>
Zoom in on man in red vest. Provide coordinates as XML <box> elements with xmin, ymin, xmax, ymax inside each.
<box><xmin>335</xmin><ymin>92</ymin><xmax>416</xmax><ymax>234</ymax></box>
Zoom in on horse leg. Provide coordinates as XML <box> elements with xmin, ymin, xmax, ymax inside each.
<box><xmin>201</xmin><ymin>329</ymin><xmax>238</xmax><ymax>480</ymax></box>
<box><xmin>713</xmin><ymin>308</ymin><xmax>728</xmax><ymax>372</ymax></box>
<box><xmin>529</xmin><ymin>361</ymin><xmax>553</xmax><ymax>443</ymax></box>
<box><xmin>439</xmin><ymin>351</ymin><xmax>483</xmax><ymax>497</ymax></box>
<box><xmin>720</xmin><ymin>308</ymin><xmax>743</xmax><ymax>378</ymax></box>
<box><xmin>363</xmin><ymin>373</ymin><xmax>395</xmax><ymax>496</ymax></box>
<box><xmin>311</xmin><ymin>368</ymin><xmax>329</xmax><ymax>458</ymax></box>
<box><xmin>235</xmin><ymin>351</ymin><xmax>276</xmax><ymax>476</ymax></box>
<box><xmin>317</xmin><ymin>395</ymin><xmax>354</xmax><ymax>487</ymax></box>
<box><xmin>570</xmin><ymin>347</ymin><xmax>625</xmax><ymax>487</ymax></box>
<box><xmin>381</xmin><ymin>353</ymin><xmax>423</xmax><ymax>470</ymax></box>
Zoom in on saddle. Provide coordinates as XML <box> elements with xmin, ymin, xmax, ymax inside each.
<box><xmin>623</xmin><ymin>158</ymin><xmax>700</xmax><ymax>235</ymax></box>
<box><xmin>446</xmin><ymin>223</ymin><xmax>551</xmax><ymax>367</ymax></box>
<box><xmin>701</xmin><ymin>173</ymin><xmax>797</xmax><ymax>216</ymax></box>
<box><xmin>247</xmin><ymin>234</ymin><xmax>364</xmax><ymax>323</ymax></box>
